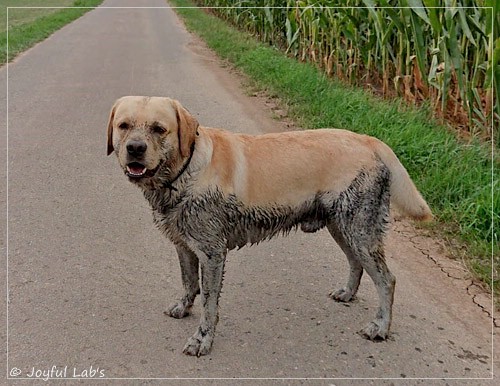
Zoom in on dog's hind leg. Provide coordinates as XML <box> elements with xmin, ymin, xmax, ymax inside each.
<box><xmin>327</xmin><ymin>164</ymin><xmax>395</xmax><ymax>340</ymax></box>
<box><xmin>327</xmin><ymin>224</ymin><xmax>363</xmax><ymax>302</ymax></box>
<box><xmin>330</xmin><ymin>222</ymin><xmax>395</xmax><ymax>340</ymax></box>
<box><xmin>182</xmin><ymin>247</ymin><xmax>227</xmax><ymax>357</ymax></box>
<box><xmin>166</xmin><ymin>243</ymin><xmax>200</xmax><ymax>319</ymax></box>
<box><xmin>356</xmin><ymin>245</ymin><xmax>395</xmax><ymax>340</ymax></box>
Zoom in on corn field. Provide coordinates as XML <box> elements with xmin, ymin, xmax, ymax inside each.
<box><xmin>196</xmin><ymin>0</ymin><xmax>499</xmax><ymax>145</ymax></box>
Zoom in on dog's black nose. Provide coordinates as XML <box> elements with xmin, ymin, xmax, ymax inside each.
<box><xmin>127</xmin><ymin>140</ymin><xmax>147</xmax><ymax>157</ymax></box>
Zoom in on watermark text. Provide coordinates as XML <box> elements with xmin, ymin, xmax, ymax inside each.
<box><xmin>10</xmin><ymin>365</ymin><xmax>105</xmax><ymax>381</ymax></box>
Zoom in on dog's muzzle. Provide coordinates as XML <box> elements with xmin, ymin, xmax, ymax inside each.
<box><xmin>124</xmin><ymin>139</ymin><xmax>160</xmax><ymax>179</ymax></box>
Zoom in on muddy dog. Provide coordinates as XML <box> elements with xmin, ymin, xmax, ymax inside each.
<box><xmin>107</xmin><ymin>96</ymin><xmax>432</xmax><ymax>356</ymax></box>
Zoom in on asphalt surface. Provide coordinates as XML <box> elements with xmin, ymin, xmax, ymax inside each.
<box><xmin>1</xmin><ymin>0</ymin><xmax>498</xmax><ymax>383</ymax></box>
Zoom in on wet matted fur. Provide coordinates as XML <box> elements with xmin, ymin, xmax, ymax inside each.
<box><xmin>107</xmin><ymin>96</ymin><xmax>432</xmax><ymax>356</ymax></box>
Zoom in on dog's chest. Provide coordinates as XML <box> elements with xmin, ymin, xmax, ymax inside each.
<box><xmin>151</xmin><ymin>208</ymin><xmax>179</xmax><ymax>239</ymax></box>
<box><xmin>142</xmin><ymin>189</ymin><xmax>184</xmax><ymax>242</ymax></box>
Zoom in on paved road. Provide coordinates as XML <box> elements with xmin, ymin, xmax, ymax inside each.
<box><xmin>2</xmin><ymin>0</ymin><xmax>497</xmax><ymax>382</ymax></box>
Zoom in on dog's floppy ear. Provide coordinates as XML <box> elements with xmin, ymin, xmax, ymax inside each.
<box><xmin>173</xmin><ymin>99</ymin><xmax>199</xmax><ymax>158</ymax></box>
<box><xmin>106</xmin><ymin>100</ymin><xmax>119</xmax><ymax>156</ymax></box>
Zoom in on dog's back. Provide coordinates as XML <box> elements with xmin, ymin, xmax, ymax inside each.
<box><xmin>202</xmin><ymin>127</ymin><xmax>432</xmax><ymax>222</ymax></box>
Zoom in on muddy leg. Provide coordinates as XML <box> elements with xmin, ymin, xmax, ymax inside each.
<box><xmin>166</xmin><ymin>243</ymin><xmax>200</xmax><ymax>319</ymax></box>
<box><xmin>328</xmin><ymin>225</ymin><xmax>363</xmax><ymax>302</ymax></box>
<box><xmin>183</xmin><ymin>248</ymin><xmax>226</xmax><ymax>356</ymax></box>
<box><xmin>326</xmin><ymin>162</ymin><xmax>394</xmax><ymax>340</ymax></box>
<box><xmin>357</xmin><ymin>246</ymin><xmax>396</xmax><ymax>340</ymax></box>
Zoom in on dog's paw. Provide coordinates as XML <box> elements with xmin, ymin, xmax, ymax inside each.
<box><xmin>182</xmin><ymin>328</ymin><xmax>214</xmax><ymax>357</ymax></box>
<box><xmin>165</xmin><ymin>301</ymin><xmax>191</xmax><ymax>319</ymax></box>
<box><xmin>359</xmin><ymin>320</ymin><xmax>389</xmax><ymax>341</ymax></box>
<box><xmin>329</xmin><ymin>288</ymin><xmax>355</xmax><ymax>302</ymax></box>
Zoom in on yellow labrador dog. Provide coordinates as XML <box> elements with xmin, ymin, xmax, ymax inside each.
<box><xmin>107</xmin><ymin>96</ymin><xmax>432</xmax><ymax>356</ymax></box>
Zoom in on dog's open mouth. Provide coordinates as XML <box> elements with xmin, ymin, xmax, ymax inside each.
<box><xmin>126</xmin><ymin>162</ymin><xmax>161</xmax><ymax>179</ymax></box>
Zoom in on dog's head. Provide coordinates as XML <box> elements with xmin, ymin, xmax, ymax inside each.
<box><xmin>107</xmin><ymin>96</ymin><xmax>199</xmax><ymax>186</ymax></box>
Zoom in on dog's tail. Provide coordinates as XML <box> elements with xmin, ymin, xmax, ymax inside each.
<box><xmin>374</xmin><ymin>139</ymin><xmax>433</xmax><ymax>221</ymax></box>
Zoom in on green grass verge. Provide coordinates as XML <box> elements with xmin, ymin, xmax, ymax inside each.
<box><xmin>0</xmin><ymin>0</ymin><xmax>74</xmax><ymax>33</ymax></box>
<box><xmin>0</xmin><ymin>0</ymin><xmax>103</xmax><ymax>65</ymax></box>
<box><xmin>171</xmin><ymin>0</ymin><xmax>498</xmax><ymax>293</ymax></box>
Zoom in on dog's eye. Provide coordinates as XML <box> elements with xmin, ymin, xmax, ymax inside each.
<box><xmin>118</xmin><ymin>122</ymin><xmax>129</xmax><ymax>130</ymax></box>
<box><xmin>152</xmin><ymin>124</ymin><xmax>166</xmax><ymax>134</ymax></box>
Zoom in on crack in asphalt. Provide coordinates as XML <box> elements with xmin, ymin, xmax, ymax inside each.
<box><xmin>392</xmin><ymin>223</ymin><xmax>498</xmax><ymax>328</ymax></box>
<box><xmin>467</xmin><ymin>284</ymin><xmax>500</xmax><ymax>328</ymax></box>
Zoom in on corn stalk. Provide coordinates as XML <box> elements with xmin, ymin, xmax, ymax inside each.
<box><xmin>197</xmin><ymin>0</ymin><xmax>499</xmax><ymax>145</ymax></box>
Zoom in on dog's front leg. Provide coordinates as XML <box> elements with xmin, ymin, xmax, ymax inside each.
<box><xmin>183</xmin><ymin>248</ymin><xmax>226</xmax><ymax>357</ymax></box>
<box><xmin>166</xmin><ymin>243</ymin><xmax>200</xmax><ymax>319</ymax></box>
